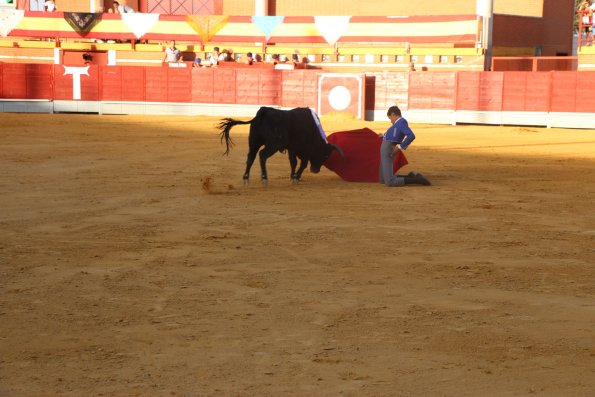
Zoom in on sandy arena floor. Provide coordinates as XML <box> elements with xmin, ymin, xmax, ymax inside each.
<box><xmin>1</xmin><ymin>113</ymin><xmax>594</xmax><ymax>396</ymax></box>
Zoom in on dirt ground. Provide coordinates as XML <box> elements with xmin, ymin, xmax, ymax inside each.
<box><xmin>1</xmin><ymin>113</ymin><xmax>594</xmax><ymax>397</ymax></box>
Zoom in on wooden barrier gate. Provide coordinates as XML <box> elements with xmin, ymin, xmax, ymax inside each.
<box><xmin>1</xmin><ymin>63</ymin><xmax>595</xmax><ymax>127</ymax></box>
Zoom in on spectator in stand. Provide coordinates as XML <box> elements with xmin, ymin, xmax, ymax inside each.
<box><xmin>579</xmin><ymin>0</ymin><xmax>593</xmax><ymax>44</ymax></box>
<box><xmin>44</xmin><ymin>0</ymin><xmax>57</xmax><ymax>12</ymax></box>
<box><xmin>82</xmin><ymin>52</ymin><xmax>93</xmax><ymax>65</ymax></box>
<box><xmin>193</xmin><ymin>57</ymin><xmax>202</xmax><ymax>68</ymax></box>
<box><xmin>409</xmin><ymin>62</ymin><xmax>416</xmax><ymax>71</ymax></box>
<box><xmin>162</xmin><ymin>40</ymin><xmax>182</xmax><ymax>64</ymax></box>
<box><xmin>207</xmin><ymin>47</ymin><xmax>221</xmax><ymax>66</ymax></box>
<box><xmin>218</xmin><ymin>48</ymin><xmax>233</xmax><ymax>62</ymax></box>
<box><xmin>113</xmin><ymin>1</ymin><xmax>135</xmax><ymax>13</ymax></box>
<box><xmin>591</xmin><ymin>0</ymin><xmax>595</xmax><ymax>41</ymax></box>
<box><xmin>245</xmin><ymin>52</ymin><xmax>254</xmax><ymax>65</ymax></box>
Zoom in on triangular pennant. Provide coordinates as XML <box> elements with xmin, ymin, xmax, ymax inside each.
<box><xmin>0</xmin><ymin>9</ymin><xmax>25</xmax><ymax>38</ymax></box>
<box><xmin>252</xmin><ymin>16</ymin><xmax>284</xmax><ymax>41</ymax></box>
<box><xmin>186</xmin><ymin>15</ymin><xmax>228</xmax><ymax>42</ymax></box>
<box><xmin>64</xmin><ymin>12</ymin><xmax>101</xmax><ymax>35</ymax></box>
<box><xmin>314</xmin><ymin>16</ymin><xmax>350</xmax><ymax>45</ymax></box>
<box><xmin>121</xmin><ymin>13</ymin><xmax>160</xmax><ymax>39</ymax></box>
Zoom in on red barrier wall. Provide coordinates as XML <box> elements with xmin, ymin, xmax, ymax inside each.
<box><xmin>101</xmin><ymin>66</ymin><xmax>146</xmax><ymax>101</ymax></box>
<box><xmin>83</xmin><ymin>66</ymin><xmax>100</xmax><ymax>101</ymax></box>
<box><xmin>144</xmin><ymin>67</ymin><xmax>168</xmax><ymax>103</ymax></box>
<box><xmin>52</xmin><ymin>65</ymin><xmax>100</xmax><ymax>101</ymax></box>
<box><xmin>456</xmin><ymin>71</ymin><xmax>480</xmax><ymax>110</ymax></box>
<box><xmin>259</xmin><ymin>70</ymin><xmax>283</xmax><ymax>106</ymax></box>
<box><xmin>550</xmin><ymin>72</ymin><xmax>575</xmax><ymax>113</ymax></box>
<box><xmin>409</xmin><ymin>71</ymin><xmax>456</xmax><ymax>110</ymax></box>
<box><xmin>191</xmin><ymin>68</ymin><xmax>215</xmax><ymax>103</ymax></box>
<box><xmin>27</xmin><ymin>64</ymin><xmax>53</xmax><ymax>100</ymax></box>
<box><xmin>280</xmin><ymin>70</ymin><xmax>318</xmax><ymax>108</ymax></box>
<box><xmin>212</xmin><ymin>69</ymin><xmax>238</xmax><ymax>104</ymax></box>
<box><xmin>368</xmin><ymin>72</ymin><xmax>409</xmax><ymax>111</ymax></box>
<box><xmin>167</xmin><ymin>68</ymin><xmax>193</xmax><ymax>103</ymax></box>
<box><xmin>1</xmin><ymin>63</ymin><xmax>52</xmax><ymax>100</ymax></box>
<box><xmin>4</xmin><ymin>64</ymin><xmax>30</xmax><ymax>99</ymax></box>
<box><xmin>455</xmin><ymin>71</ymin><xmax>595</xmax><ymax>113</ymax></box>
<box><xmin>456</xmin><ymin>72</ymin><xmax>503</xmax><ymax>111</ymax></box>
<box><xmin>235</xmin><ymin>69</ymin><xmax>263</xmax><ymax>105</ymax></box>
<box><xmin>575</xmin><ymin>72</ymin><xmax>595</xmax><ymax>113</ymax></box>
<box><xmin>550</xmin><ymin>71</ymin><xmax>595</xmax><ymax>113</ymax></box>
<box><xmin>502</xmin><ymin>72</ymin><xmax>550</xmax><ymax>112</ymax></box>
<box><xmin>3</xmin><ymin>64</ymin><xmax>595</xmax><ymax>119</ymax></box>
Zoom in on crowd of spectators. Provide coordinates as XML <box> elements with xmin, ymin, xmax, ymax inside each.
<box><xmin>41</xmin><ymin>0</ymin><xmax>136</xmax><ymax>13</ymax></box>
<box><xmin>184</xmin><ymin>47</ymin><xmax>306</xmax><ymax>69</ymax></box>
<box><xmin>579</xmin><ymin>0</ymin><xmax>595</xmax><ymax>46</ymax></box>
<box><xmin>37</xmin><ymin>2</ymin><xmax>308</xmax><ymax>69</ymax></box>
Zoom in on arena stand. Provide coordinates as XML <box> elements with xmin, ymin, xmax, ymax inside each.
<box><xmin>1</xmin><ymin>12</ymin><xmax>484</xmax><ymax>70</ymax></box>
<box><xmin>1</xmin><ymin>10</ymin><xmax>595</xmax><ymax>128</ymax></box>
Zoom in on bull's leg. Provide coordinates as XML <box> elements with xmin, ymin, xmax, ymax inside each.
<box><xmin>258</xmin><ymin>145</ymin><xmax>277</xmax><ymax>185</ymax></box>
<box><xmin>294</xmin><ymin>158</ymin><xmax>308</xmax><ymax>181</ymax></box>
<box><xmin>288</xmin><ymin>151</ymin><xmax>299</xmax><ymax>183</ymax></box>
<box><xmin>243</xmin><ymin>149</ymin><xmax>258</xmax><ymax>186</ymax></box>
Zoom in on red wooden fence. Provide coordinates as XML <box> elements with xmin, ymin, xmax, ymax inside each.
<box><xmin>2</xmin><ymin>63</ymin><xmax>595</xmax><ymax>115</ymax></box>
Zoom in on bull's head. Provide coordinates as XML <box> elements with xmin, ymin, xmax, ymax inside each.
<box><xmin>310</xmin><ymin>143</ymin><xmax>345</xmax><ymax>173</ymax></box>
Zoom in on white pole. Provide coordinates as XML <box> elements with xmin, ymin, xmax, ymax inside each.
<box><xmin>255</xmin><ymin>0</ymin><xmax>268</xmax><ymax>16</ymax></box>
<box><xmin>90</xmin><ymin>0</ymin><xmax>95</xmax><ymax>13</ymax></box>
<box><xmin>477</xmin><ymin>0</ymin><xmax>494</xmax><ymax>71</ymax></box>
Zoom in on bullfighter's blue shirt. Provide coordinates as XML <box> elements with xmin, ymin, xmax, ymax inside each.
<box><xmin>383</xmin><ymin>117</ymin><xmax>415</xmax><ymax>149</ymax></box>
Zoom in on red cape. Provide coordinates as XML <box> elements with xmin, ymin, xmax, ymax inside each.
<box><xmin>324</xmin><ymin>128</ymin><xmax>408</xmax><ymax>182</ymax></box>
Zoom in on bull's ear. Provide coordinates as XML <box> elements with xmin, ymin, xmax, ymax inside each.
<box><xmin>330</xmin><ymin>144</ymin><xmax>345</xmax><ymax>158</ymax></box>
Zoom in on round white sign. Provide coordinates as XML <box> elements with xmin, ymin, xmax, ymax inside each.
<box><xmin>328</xmin><ymin>85</ymin><xmax>351</xmax><ymax>111</ymax></box>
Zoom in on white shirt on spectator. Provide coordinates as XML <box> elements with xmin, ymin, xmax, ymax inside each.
<box><xmin>44</xmin><ymin>1</ymin><xmax>57</xmax><ymax>11</ymax></box>
<box><xmin>164</xmin><ymin>47</ymin><xmax>181</xmax><ymax>63</ymax></box>
<box><xmin>118</xmin><ymin>5</ymin><xmax>135</xmax><ymax>13</ymax></box>
<box><xmin>207</xmin><ymin>53</ymin><xmax>219</xmax><ymax>66</ymax></box>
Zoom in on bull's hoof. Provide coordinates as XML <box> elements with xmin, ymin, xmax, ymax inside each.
<box><xmin>243</xmin><ymin>178</ymin><xmax>249</xmax><ymax>187</ymax></box>
<box><xmin>261</xmin><ymin>178</ymin><xmax>268</xmax><ymax>187</ymax></box>
<box><xmin>291</xmin><ymin>177</ymin><xmax>300</xmax><ymax>184</ymax></box>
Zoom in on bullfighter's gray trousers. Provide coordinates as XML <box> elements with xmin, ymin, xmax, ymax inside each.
<box><xmin>379</xmin><ymin>139</ymin><xmax>405</xmax><ymax>187</ymax></box>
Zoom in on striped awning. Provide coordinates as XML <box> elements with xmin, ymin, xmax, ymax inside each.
<box><xmin>3</xmin><ymin>11</ymin><xmax>480</xmax><ymax>45</ymax></box>
<box><xmin>7</xmin><ymin>11</ymin><xmax>200</xmax><ymax>41</ymax></box>
<box><xmin>208</xmin><ymin>16</ymin><xmax>268</xmax><ymax>43</ymax></box>
<box><xmin>339</xmin><ymin>15</ymin><xmax>480</xmax><ymax>44</ymax></box>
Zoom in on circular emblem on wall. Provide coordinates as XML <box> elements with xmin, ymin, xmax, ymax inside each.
<box><xmin>318</xmin><ymin>74</ymin><xmax>363</xmax><ymax>119</ymax></box>
<box><xmin>328</xmin><ymin>85</ymin><xmax>351</xmax><ymax>111</ymax></box>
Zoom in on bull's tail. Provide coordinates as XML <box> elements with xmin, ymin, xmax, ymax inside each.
<box><xmin>217</xmin><ymin>117</ymin><xmax>252</xmax><ymax>155</ymax></box>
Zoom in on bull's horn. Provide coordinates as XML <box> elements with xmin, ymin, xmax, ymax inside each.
<box><xmin>330</xmin><ymin>144</ymin><xmax>345</xmax><ymax>158</ymax></box>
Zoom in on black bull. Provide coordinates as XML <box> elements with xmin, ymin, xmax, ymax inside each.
<box><xmin>218</xmin><ymin>107</ymin><xmax>344</xmax><ymax>184</ymax></box>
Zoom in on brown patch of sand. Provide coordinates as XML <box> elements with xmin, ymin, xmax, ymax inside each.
<box><xmin>1</xmin><ymin>113</ymin><xmax>594</xmax><ymax>396</ymax></box>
